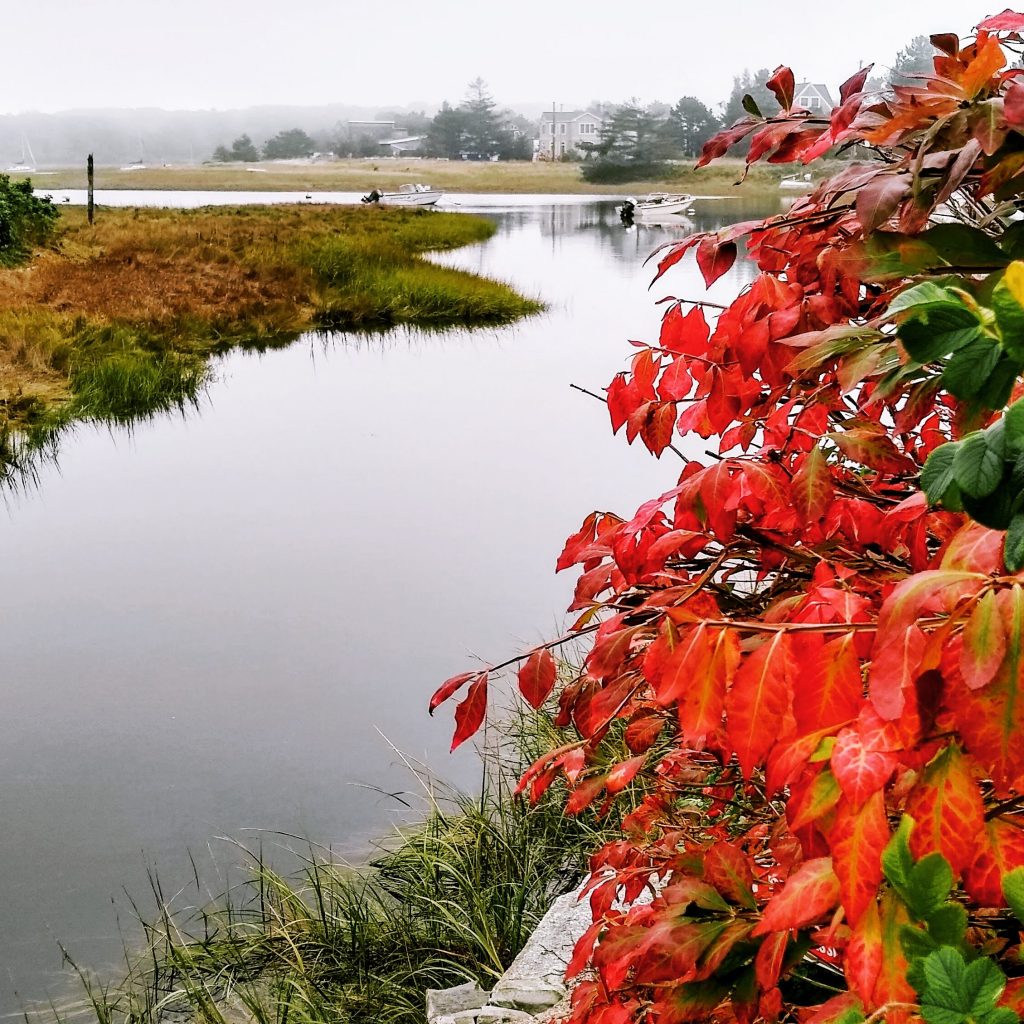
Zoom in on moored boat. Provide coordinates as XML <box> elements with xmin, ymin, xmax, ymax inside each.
<box><xmin>619</xmin><ymin>193</ymin><xmax>695</xmax><ymax>222</ymax></box>
<box><xmin>362</xmin><ymin>183</ymin><xmax>443</xmax><ymax>207</ymax></box>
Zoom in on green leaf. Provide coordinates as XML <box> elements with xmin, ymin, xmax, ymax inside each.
<box><xmin>1003</xmin><ymin>866</ymin><xmax>1024</xmax><ymax>923</ymax></box>
<box><xmin>919</xmin><ymin>224</ymin><xmax>1011</xmax><ymax>268</ymax></box>
<box><xmin>1006</xmin><ymin>399</ymin><xmax>1024</xmax><ymax>454</ymax></box>
<box><xmin>943</xmin><ymin>338</ymin><xmax>1003</xmax><ymax>401</ymax></box>
<box><xmin>741</xmin><ymin>94</ymin><xmax>762</xmax><ymax>118</ymax></box>
<box><xmin>888</xmin><ymin>281</ymin><xmax>962</xmax><ymax>317</ymax></box>
<box><xmin>899</xmin><ymin>316</ymin><xmax>982</xmax><ymax>364</ymax></box>
<box><xmin>962</xmin><ymin>487</ymin><xmax>1016</xmax><ymax>530</ymax></box>
<box><xmin>993</xmin><ymin>278</ymin><xmax>1024</xmax><ymax>358</ymax></box>
<box><xmin>921</xmin><ymin>443</ymin><xmax>960</xmax><ymax>505</ymax></box>
<box><xmin>906</xmin><ymin>853</ymin><xmax>955</xmax><ymax>918</ymax></box>
<box><xmin>976</xmin><ymin>357</ymin><xmax>1023</xmax><ymax>411</ymax></box>
<box><xmin>917</xmin><ymin>947</ymin><xmax>1006</xmax><ymax>1024</ymax></box>
<box><xmin>901</xmin><ymin>922</ymin><xmax>940</xmax><ymax>962</ymax></box>
<box><xmin>985</xmin><ymin>418</ymin><xmax>1007</xmax><ymax>461</ymax></box>
<box><xmin>1006</xmin><ymin>513</ymin><xmax>1024</xmax><ymax>573</ymax></box>
<box><xmin>953</xmin><ymin>430</ymin><xmax>1005</xmax><ymax>498</ymax></box>
<box><xmin>925</xmin><ymin>903</ymin><xmax>967</xmax><ymax>947</ymax></box>
<box><xmin>883</xmin><ymin>815</ymin><xmax>915</xmax><ymax>892</ymax></box>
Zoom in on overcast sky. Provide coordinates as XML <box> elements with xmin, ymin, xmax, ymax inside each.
<box><xmin>0</xmin><ymin>0</ymin><xmax>1012</xmax><ymax>115</ymax></box>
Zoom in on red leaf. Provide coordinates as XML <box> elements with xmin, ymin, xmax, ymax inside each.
<box><xmin>767</xmin><ymin>66</ymin><xmax>796</xmax><ymax>111</ymax></box>
<box><xmin>949</xmin><ymin>586</ymin><xmax>1024</xmax><ymax>791</ymax></box>
<box><xmin>964</xmin><ymin>817</ymin><xmax>1024</xmax><ymax>906</ymax></box>
<box><xmin>826</xmin><ymin>426</ymin><xmax>913</xmax><ymax>474</ymax></box>
<box><xmin>792</xmin><ymin>633</ymin><xmax>863</xmax><ymax>736</ymax></box>
<box><xmin>752</xmin><ymin>857</ymin><xmax>841</xmax><ymax>936</ymax></box>
<box><xmin>704</xmin><ymin>842</ymin><xmax>756</xmax><ymax>908</ymax></box>
<box><xmin>430</xmin><ymin>670</ymin><xmax>477</xmax><ymax>713</ymax></box>
<box><xmin>754</xmin><ymin>932</ymin><xmax>790</xmax><ymax>990</ymax></box>
<box><xmin>830</xmin><ymin>726</ymin><xmax>897</xmax><ymax>807</ymax></box>
<box><xmin>960</xmin><ymin>590</ymin><xmax>1007</xmax><ymax>690</ymax></box>
<box><xmin>791</xmin><ymin>446</ymin><xmax>834</xmax><ymax>524</ymax></box>
<box><xmin>726</xmin><ymin>632</ymin><xmax>793</xmax><ymax>778</ymax></box>
<box><xmin>451</xmin><ymin>673</ymin><xmax>488</xmax><ymax>751</ymax></box>
<box><xmin>1006</xmin><ymin>81</ymin><xmax>1024</xmax><ymax>130</ymax></box>
<box><xmin>660</xmin><ymin>303</ymin><xmax>710</xmax><ymax>357</ymax></box>
<box><xmin>904</xmin><ymin>743</ymin><xmax>985</xmax><ymax>875</ymax></box>
<box><xmin>855</xmin><ymin>173</ymin><xmax>909</xmax><ymax>232</ymax></box>
<box><xmin>979</xmin><ymin>10</ymin><xmax>1024</xmax><ymax>31</ymax></box>
<box><xmin>830</xmin><ymin>791</ymin><xmax>888</xmax><ymax>924</ymax></box>
<box><xmin>678</xmin><ymin>627</ymin><xmax>740</xmax><ymax>744</ymax></box>
<box><xmin>840</xmin><ymin>66</ymin><xmax>872</xmax><ymax>104</ymax></box>
<box><xmin>869</xmin><ymin>570</ymin><xmax>985</xmax><ymax>719</ymax></box>
<box><xmin>845</xmin><ymin>899</ymin><xmax>882</xmax><ymax>1004</ymax></box>
<box><xmin>518</xmin><ymin>649</ymin><xmax>557</xmax><ymax>709</ymax></box>
<box><xmin>696</xmin><ymin>236</ymin><xmax>738</xmax><ymax>287</ymax></box>
<box><xmin>606</xmin><ymin>755</ymin><xmax>646</xmax><ymax>794</ymax></box>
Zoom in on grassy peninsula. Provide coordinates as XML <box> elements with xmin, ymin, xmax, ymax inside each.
<box><xmin>0</xmin><ymin>204</ymin><xmax>540</xmax><ymax>447</ymax></box>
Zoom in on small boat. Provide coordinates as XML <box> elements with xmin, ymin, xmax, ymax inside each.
<box><xmin>362</xmin><ymin>183</ymin><xmax>443</xmax><ymax>207</ymax></box>
<box><xmin>119</xmin><ymin>160</ymin><xmax>147</xmax><ymax>172</ymax></box>
<box><xmin>7</xmin><ymin>135</ymin><xmax>36</xmax><ymax>173</ymax></box>
<box><xmin>780</xmin><ymin>174</ymin><xmax>813</xmax><ymax>191</ymax></box>
<box><xmin>619</xmin><ymin>193</ymin><xmax>695</xmax><ymax>222</ymax></box>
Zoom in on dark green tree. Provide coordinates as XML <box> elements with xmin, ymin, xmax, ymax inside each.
<box><xmin>262</xmin><ymin>129</ymin><xmax>315</xmax><ymax>160</ymax></box>
<box><xmin>664</xmin><ymin>96</ymin><xmax>720</xmax><ymax>157</ymax></box>
<box><xmin>460</xmin><ymin>78</ymin><xmax>504</xmax><ymax>158</ymax></box>
<box><xmin>593</xmin><ymin>101</ymin><xmax>672</xmax><ymax>163</ymax></box>
<box><xmin>722</xmin><ymin>68</ymin><xmax>780</xmax><ymax>125</ymax></box>
<box><xmin>214</xmin><ymin>134</ymin><xmax>260</xmax><ymax>162</ymax></box>
<box><xmin>426</xmin><ymin>102</ymin><xmax>470</xmax><ymax>159</ymax></box>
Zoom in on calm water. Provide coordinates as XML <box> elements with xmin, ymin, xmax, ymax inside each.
<box><xmin>0</xmin><ymin>194</ymin><xmax>776</xmax><ymax>1014</ymax></box>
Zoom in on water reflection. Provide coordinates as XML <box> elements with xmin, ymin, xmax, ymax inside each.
<box><xmin>0</xmin><ymin>196</ymin><xmax>778</xmax><ymax>1014</ymax></box>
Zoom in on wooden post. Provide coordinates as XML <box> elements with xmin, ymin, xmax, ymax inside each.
<box><xmin>87</xmin><ymin>153</ymin><xmax>94</xmax><ymax>225</ymax></box>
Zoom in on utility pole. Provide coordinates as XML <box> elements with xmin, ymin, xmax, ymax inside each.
<box><xmin>87</xmin><ymin>153</ymin><xmax>94</xmax><ymax>225</ymax></box>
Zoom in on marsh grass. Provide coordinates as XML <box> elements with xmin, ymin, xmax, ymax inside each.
<box><xmin>0</xmin><ymin>204</ymin><xmax>540</xmax><ymax>449</ymax></box>
<box><xmin>15</xmin><ymin>157</ymin><xmax>831</xmax><ymax>196</ymax></box>
<box><xmin>46</xmin><ymin>707</ymin><xmax>636</xmax><ymax>1024</ymax></box>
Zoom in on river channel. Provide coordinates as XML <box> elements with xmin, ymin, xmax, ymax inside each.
<box><xmin>0</xmin><ymin>193</ymin><xmax>779</xmax><ymax>1014</ymax></box>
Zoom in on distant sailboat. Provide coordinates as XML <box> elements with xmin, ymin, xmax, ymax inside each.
<box><xmin>120</xmin><ymin>136</ymin><xmax>147</xmax><ymax>172</ymax></box>
<box><xmin>7</xmin><ymin>136</ymin><xmax>36</xmax><ymax>173</ymax></box>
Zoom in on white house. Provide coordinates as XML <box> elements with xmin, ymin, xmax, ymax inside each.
<box><xmin>793</xmin><ymin>83</ymin><xmax>836</xmax><ymax>113</ymax></box>
<box><xmin>538</xmin><ymin>110</ymin><xmax>605</xmax><ymax>158</ymax></box>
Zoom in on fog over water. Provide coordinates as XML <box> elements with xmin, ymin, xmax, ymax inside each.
<box><xmin>0</xmin><ymin>0</ymin><xmax>1002</xmax><ymax>115</ymax></box>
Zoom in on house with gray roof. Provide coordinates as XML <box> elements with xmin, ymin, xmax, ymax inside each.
<box><xmin>538</xmin><ymin>110</ymin><xmax>605</xmax><ymax>158</ymax></box>
<box><xmin>793</xmin><ymin>83</ymin><xmax>836</xmax><ymax>113</ymax></box>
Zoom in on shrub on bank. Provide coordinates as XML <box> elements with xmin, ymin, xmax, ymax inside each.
<box><xmin>0</xmin><ymin>175</ymin><xmax>58</xmax><ymax>265</ymax></box>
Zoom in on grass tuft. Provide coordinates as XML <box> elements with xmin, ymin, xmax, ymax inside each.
<box><xmin>43</xmin><ymin>705</ymin><xmax>634</xmax><ymax>1024</ymax></box>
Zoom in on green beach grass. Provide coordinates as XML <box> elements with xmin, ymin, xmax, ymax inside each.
<box><xmin>50</xmin><ymin>707</ymin><xmax>649</xmax><ymax>1024</ymax></box>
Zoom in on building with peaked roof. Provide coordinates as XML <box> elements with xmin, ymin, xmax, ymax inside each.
<box><xmin>793</xmin><ymin>83</ymin><xmax>836</xmax><ymax>112</ymax></box>
<box><xmin>538</xmin><ymin>110</ymin><xmax>605</xmax><ymax>159</ymax></box>
<box><xmin>379</xmin><ymin>135</ymin><xmax>425</xmax><ymax>156</ymax></box>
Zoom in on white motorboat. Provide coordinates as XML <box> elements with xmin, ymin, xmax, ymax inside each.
<box><xmin>362</xmin><ymin>183</ymin><xmax>443</xmax><ymax>207</ymax></box>
<box><xmin>619</xmin><ymin>193</ymin><xmax>695</xmax><ymax>221</ymax></box>
<box><xmin>780</xmin><ymin>174</ymin><xmax>813</xmax><ymax>191</ymax></box>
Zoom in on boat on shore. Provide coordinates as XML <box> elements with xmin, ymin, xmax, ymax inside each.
<box><xmin>619</xmin><ymin>193</ymin><xmax>695</xmax><ymax>222</ymax></box>
<box><xmin>362</xmin><ymin>183</ymin><xmax>443</xmax><ymax>207</ymax></box>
